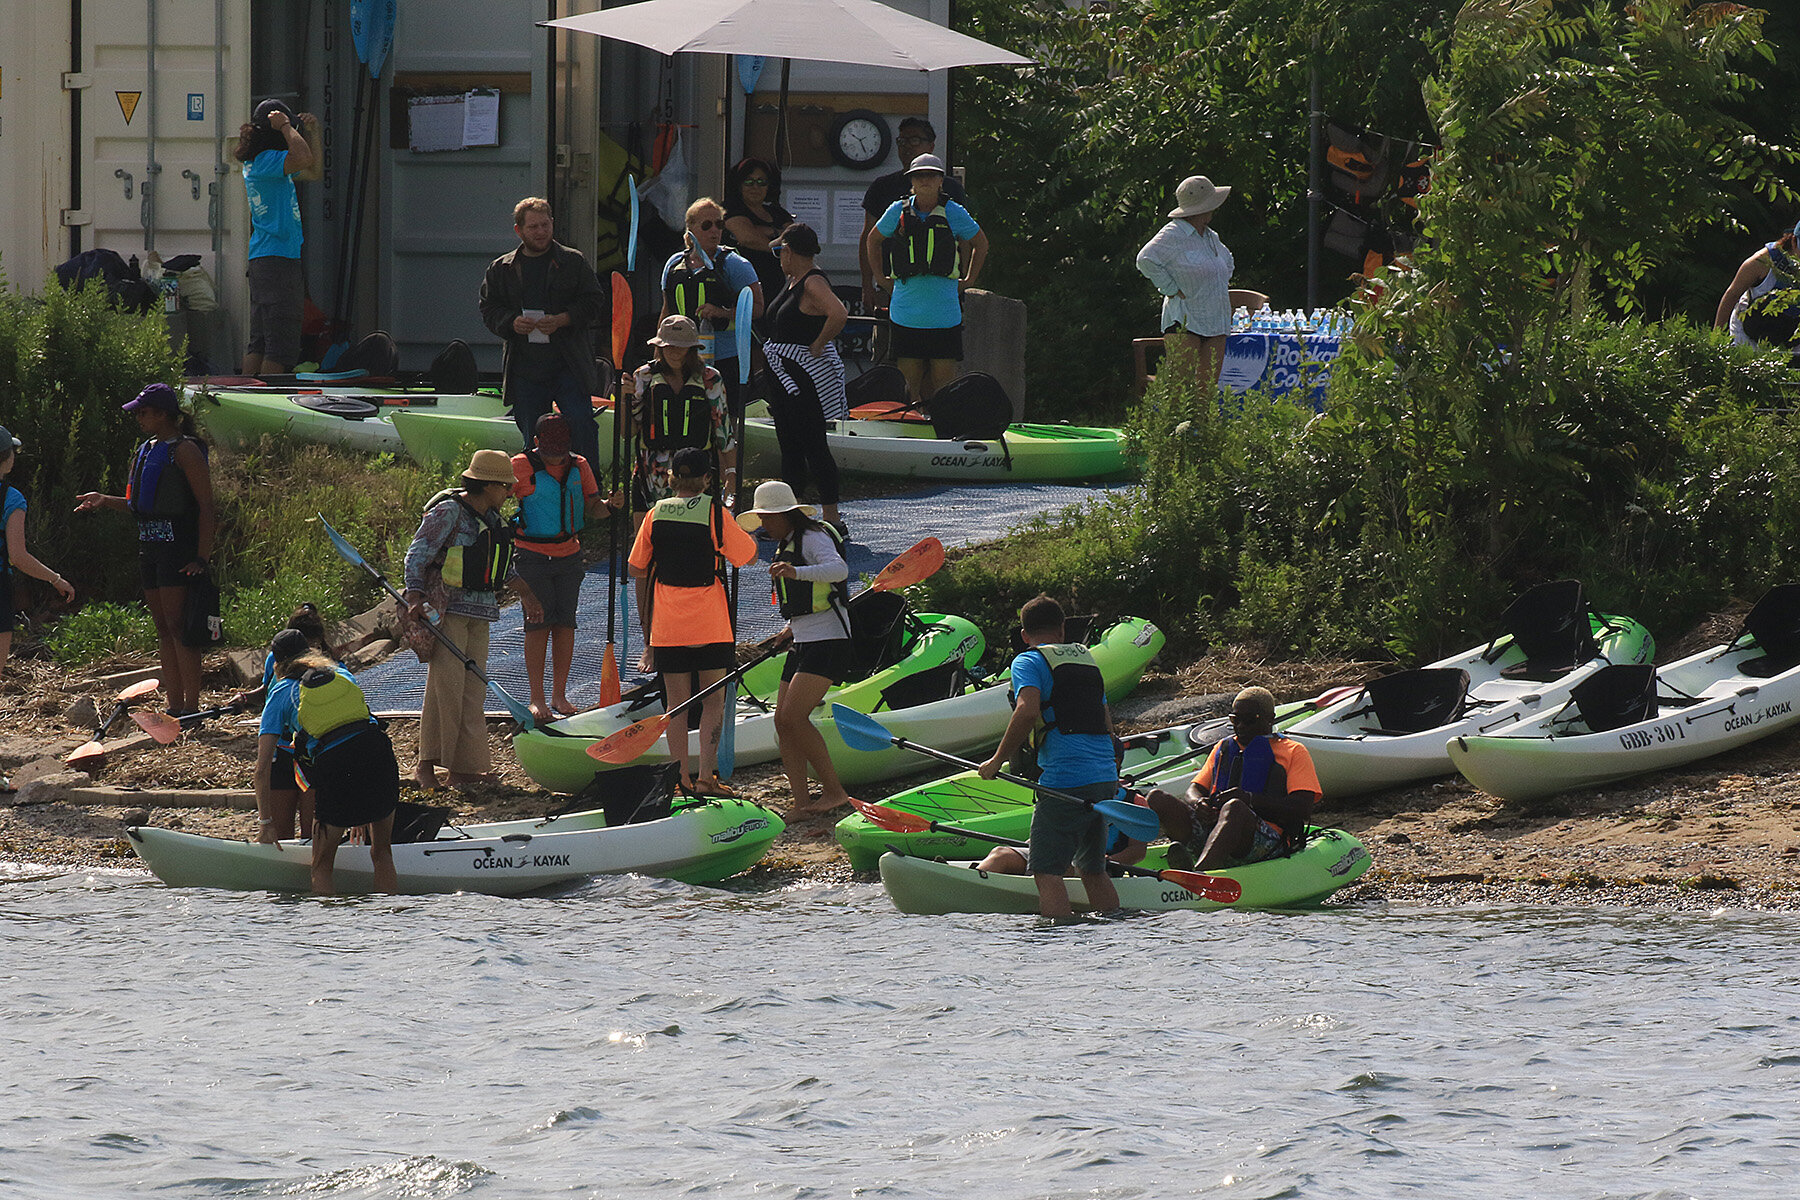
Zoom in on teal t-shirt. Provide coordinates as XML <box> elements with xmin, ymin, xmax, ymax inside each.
<box><xmin>875</xmin><ymin>198</ymin><xmax>980</xmax><ymax>330</ymax></box>
<box><xmin>243</xmin><ymin>149</ymin><xmax>302</xmax><ymax>260</ymax></box>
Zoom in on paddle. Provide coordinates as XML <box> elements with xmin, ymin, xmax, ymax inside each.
<box><xmin>588</xmin><ymin>535</ymin><xmax>946</xmax><ymax>765</ymax></box>
<box><xmin>130</xmin><ymin>701</ymin><xmax>246</xmax><ymax>745</ymax></box>
<box><xmin>317</xmin><ymin>514</ymin><xmax>538</xmax><ymax>731</ymax></box>
<box><xmin>830</xmin><ymin>705</ymin><xmax>1163</xmax><ymax>843</ymax></box>
<box><xmin>65</xmin><ymin>677</ymin><xmax>162</xmax><ymax>764</ymax></box>
<box><xmin>717</xmin><ymin>284</ymin><xmax>758</xmax><ymax>782</ymax></box>
<box><xmin>600</xmin><ymin>270</ymin><xmax>634</xmax><ymax>708</ymax></box>
<box><xmin>627</xmin><ymin>175</ymin><xmax>640</xmax><ymax>273</ymax></box>
<box><xmin>850</xmin><ymin>798</ymin><xmax>1242</xmax><ymax>903</ymax></box>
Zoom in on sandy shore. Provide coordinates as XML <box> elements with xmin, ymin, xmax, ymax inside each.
<box><xmin>4</xmin><ymin>646</ymin><xmax>1797</xmax><ymax>909</ymax></box>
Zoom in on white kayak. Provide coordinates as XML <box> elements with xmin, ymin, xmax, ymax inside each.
<box><xmin>1448</xmin><ymin>630</ymin><xmax>1800</xmax><ymax>803</ymax></box>
<box><xmin>125</xmin><ymin>797</ymin><xmax>784</xmax><ymax>895</ymax></box>
<box><xmin>1284</xmin><ymin>586</ymin><xmax>1655</xmax><ymax>797</ymax></box>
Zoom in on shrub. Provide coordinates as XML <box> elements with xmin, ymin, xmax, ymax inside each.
<box><xmin>43</xmin><ymin>602</ymin><xmax>158</xmax><ymax>665</ymax></box>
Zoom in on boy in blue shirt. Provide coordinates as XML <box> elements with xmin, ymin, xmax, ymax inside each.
<box><xmin>978</xmin><ymin>595</ymin><xmax>1121</xmax><ymax>918</ymax></box>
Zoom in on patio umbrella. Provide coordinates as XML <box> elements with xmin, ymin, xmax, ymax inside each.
<box><xmin>544</xmin><ymin>0</ymin><xmax>1030</xmax><ymax>162</ymax></box>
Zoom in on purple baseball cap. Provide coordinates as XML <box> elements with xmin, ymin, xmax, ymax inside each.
<box><xmin>122</xmin><ymin>383</ymin><xmax>181</xmax><ymax>414</ymax></box>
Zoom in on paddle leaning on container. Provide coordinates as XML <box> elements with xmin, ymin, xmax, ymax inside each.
<box><xmin>830</xmin><ymin>704</ymin><xmax>1163</xmax><ymax>843</ymax></box>
<box><xmin>849</xmin><ymin>798</ymin><xmax>1242</xmax><ymax>902</ymax></box>
<box><xmin>600</xmin><ymin>268</ymin><xmax>634</xmax><ymax>708</ymax></box>
<box><xmin>317</xmin><ymin>514</ymin><xmax>540</xmax><ymax>731</ymax></box>
<box><xmin>588</xmin><ymin>536</ymin><xmax>946</xmax><ymax>766</ymax></box>
<box><xmin>717</xmin><ymin>283</ymin><xmax>759</xmax><ymax>782</ymax></box>
<box><xmin>65</xmin><ymin>677</ymin><xmax>162</xmax><ymax>765</ymax></box>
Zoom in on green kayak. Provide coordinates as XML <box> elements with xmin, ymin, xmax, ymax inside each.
<box><xmin>877</xmin><ymin>828</ymin><xmax>1372</xmax><ymax>914</ymax></box>
<box><xmin>392</xmin><ymin>398</ymin><xmax>622</xmax><ymax>465</ymax></box>
<box><xmin>188</xmin><ymin>385</ymin><xmax>508</xmax><ymax>454</ymax></box>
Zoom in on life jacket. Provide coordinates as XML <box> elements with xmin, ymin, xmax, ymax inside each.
<box><xmin>1204</xmin><ymin>735</ymin><xmax>1279</xmax><ymax>797</ymax></box>
<box><xmin>126</xmin><ymin>436</ymin><xmax>205</xmax><ymax>518</ymax></box>
<box><xmin>294</xmin><ymin>667</ymin><xmax>373</xmax><ymax>757</ymax></box>
<box><xmin>773</xmin><ymin>524</ymin><xmax>851</xmax><ymax>625</ymax></box>
<box><xmin>647</xmin><ymin>492</ymin><xmax>726</xmax><ymax>589</ymax></box>
<box><xmin>440</xmin><ymin>493</ymin><xmax>515</xmax><ymax>591</ymax></box>
<box><xmin>883</xmin><ymin>199</ymin><xmax>959</xmax><ymax>280</ymax></box>
<box><xmin>514</xmin><ymin>452</ymin><xmax>585</xmax><ymax>545</ymax></box>
<box><xmin>1011</xmin><ymin>643</ymin><xmax>1109</xmax><ymax>736</ymax></box>
<box><xmin>664</xmin><ymin>248</ymin><xmax>741</xmax><ymax>330</ymax></box>
<box><xmin>641</xmin><ymin>370</ymin><xmax>714</xmax><ymax>452</ymax></box>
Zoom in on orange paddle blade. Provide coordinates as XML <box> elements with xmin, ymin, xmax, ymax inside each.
<box><xmin>598</xmin><ymin>647</ymin><xmax>622</xmax><ymax>708</ymax></box>
<box><xmin>586</xmin><ymin>711</ymin><xmax>670</xmax><ymax>764</ymax></box>
<box><xmin>1159</xmin><ymin>869</ymin><xmax>1243</xmax><ymax>903</ymax></box>
<box><xmin>869</xmin><ymin>537</ymin><xmax>944</xmax><ymax>592</ymax></box>
<box><xmin>611</xmin><ymin>272</ymin><xmax>632</xmax><ymax>369</ymax></box>
<box><xmin>65</xmin><ymin>739</ymin><xmax>106</xmax><ymax>765</ymax></box>
<box><xmin>131</xmin><ymin>710</ymin><xmax>184</xmax><ymax>744</ymax></box>
<box><xmin>120</xmin><ymin>678</ymin><xmax>163</xmax><ymax>702</ymax></box>
<box><xmin>850</xmin><ymin>798</ymin><xmax>932</xmax><ymax>834</ymax></box>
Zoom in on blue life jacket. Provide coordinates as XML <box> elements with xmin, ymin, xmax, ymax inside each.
<box><xmin>515</xmin><ymin>452</ymin><xmax>585</xmax><ymax>546</ymax></box>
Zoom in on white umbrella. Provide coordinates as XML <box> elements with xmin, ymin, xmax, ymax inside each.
<box><xmin>544</xmin><ymin>0</ymin><xmax>1032</xmax><ymax>73</ymax></box>
<box><xmin>544</xmin><ymin>0</ymin><xmax>1031</xmax><ymax>168</ymax></box>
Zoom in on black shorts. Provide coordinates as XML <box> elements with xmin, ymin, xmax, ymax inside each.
<box><xmin>138</xmin><ymin>535</ymin><xmax>199</xmax><ymax>591</ymax></box>
<box><xmin>269</xmin><ymin>746</ymin><xmax>301</xmax><ymax>793</ymax></box>
<box><xmin>781</xmin><ymin>638</ymin><xmax>857</xmax><ymax>685</ymax></box>
<box><xmin>656</xmin><ymin>641</ymin><xmax>735</xmax><ymax>673</ymax></box>
<box><xmin>889</xmin><ymin>322</ymin><xmax>963</xmax><ymax>362</ymax></box>
<box><xmin>0</xmin><ymin>571</ymin><xmax>13</xmax><ymax>634</ymax></box>
<box><xmin>305</xmin><ymin>726</ymin><xmax>400</xmax><ymax>831</ymax></box>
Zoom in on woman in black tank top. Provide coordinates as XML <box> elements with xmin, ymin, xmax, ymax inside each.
<box><xmin>762</xmin><ymin>223</ymin><xmax>850</xmax><ymax>533</ymax></box>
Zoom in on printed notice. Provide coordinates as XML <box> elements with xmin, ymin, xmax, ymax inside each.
<box><xmin>462</xmin><ymin>88</ymin><xmax>500</xmax><ymax>148</ymax></box>
<box><xmin>786</xmin><ymin>188</ymin><xmax>828</xmax><ymax>236</ymax></box>
<box><xmin>407</xmin><ymin>94</ymin><xmax>464</xmax><ymax>153</ymax></box>
<box><xmin>831</xmin><ymin>190</ymin><xmax>866</xmax><ymax>245</ymax></box>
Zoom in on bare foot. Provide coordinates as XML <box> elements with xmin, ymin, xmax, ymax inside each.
<box><xmin>529</xmin><ymin>702</ymin><xmax>554</xmax><ymax>724</ymax></box>
<box><xmin>414</xmin><ymin>764</ymin><xmax>443</xmax><ymax>790</ymax></box>
<box><xmin>447</xmin><ymin>771</ymin><xmax>500</xmax><ymax>789</ymax></box>
<box><xmin>551</xmin><ymin>698</ymin><xmax>579</xmax><ymax>717</ymax></box>
<box><xmin>794</xmin><ymin>794</ymin><xmax>852</xmax><ymax>816</ymax></box>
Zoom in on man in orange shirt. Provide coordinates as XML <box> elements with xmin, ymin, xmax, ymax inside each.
<box><xmin>628</xmin><ymin>446</ymin><xmax>759</xmax><ymax>794</ymax></box>
<box><xmin>1145</xmin><ymin>685</ymin><xmax>1320</xmax><ymax>870</ymax></box>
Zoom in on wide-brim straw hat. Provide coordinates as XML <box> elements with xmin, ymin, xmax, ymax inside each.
<box><xmin>463</xmin><ymin>448</ymin><xmax>515</xmax><ymax>484</ymax></box>
<box><xmin>648</xmin><ymin>314</ymin><xmax>703</xmax><ymax>349</ymax></box>
<box><xmin>1168</xmin><ymin>175</ymin><xmax>1231</xmax><ymax>218</ymax></box>
<box><xmin>736</xmin><ymin>480</ymin><xmax>818</xmax><ymax>530</ymax></box>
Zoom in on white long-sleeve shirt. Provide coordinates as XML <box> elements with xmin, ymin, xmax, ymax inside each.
<box><xmin>1135</xmin><ymin>219</ymin><xmax>1234</xmax><ymax>338</ymax></box>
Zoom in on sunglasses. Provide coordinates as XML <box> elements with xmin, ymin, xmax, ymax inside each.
<box><xmin>896</xmin><ymin>136</ymin><xmax>930</xmax><ymax>147</ymax></box>
<box><xmin>743</xmin><ymin>178</ymin><xmax>770</xmax><ymax>186</ymax></box>
<box><xmin>769</xmin><ymin>243</ymin><xmax>786</xmax><ymax>253</ymax></box>
<box><xmin>693</xmin><ymin>219</ymin><xmax>719</xmax><ymax>231</ymax></box>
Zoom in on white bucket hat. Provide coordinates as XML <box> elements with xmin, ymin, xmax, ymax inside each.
<box><xmin>1168</xmin><ymin>175</ymin><xmax>1231</xmax><ymax>218</ymax></box>
<box><xmin>736</xmin><ymin>480</ymin><xmax>818</xmax><ymax>530</ymax></box>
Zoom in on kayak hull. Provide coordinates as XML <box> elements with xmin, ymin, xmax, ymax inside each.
<box><xmin>1285</xmin><ymin>614</ymin><xmax>1654</xmax><ymax>798</ymax></box>
<box><xmin>189</xmin><ymin>387</ymin><xmax>508</xmax><ymax>454</ymax></box>
<box><xmin>877</xmin><ymin>827</ymin><xmax>1372</xmax><ymax>914</ymax></box>
<box><xmin>739</xmin><ymin>416</ymin><xmax>1131</xmax><ymax>482</ymax></box>
<box><xmin>125</xmin><ymin>798</ymin><xmax>784</xmax><ymax>895</ymax></box>
<box><xmin>1448</xmin><ymin>644</ymin><xmax>1800</xmax><ymax>802</ymax></box>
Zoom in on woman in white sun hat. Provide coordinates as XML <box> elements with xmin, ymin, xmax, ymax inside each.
<box><xmin>1135</xmin><ymin>174</ymin><xmax>1235</xmax><ymax>389</ymax></box>
<box><xmin>737</xmin><ymin>480</ymin><xmax>856</xmax><ymax>818</ymax></box>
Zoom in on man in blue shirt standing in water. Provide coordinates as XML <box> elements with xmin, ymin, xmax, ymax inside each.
<box><xmin>978</xmin><ymin>595</ymin><xmax>1121</xmax><ymax>918</ymax></box>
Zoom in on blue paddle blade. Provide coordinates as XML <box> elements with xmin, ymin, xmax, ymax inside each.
<box><xmin>718</xmin><ymin>678</ymin><xmax>739</xmax><ymax>780</ymax></box>
<box><xmin>737</xmin><ymin>55</ymin><xmax>766</xmax><ymax>95</ymax></box>
<box><xmin>318</xmin><ymin>514</ymin><xmax>370</xmax><ymax>571</ymax></box>
<box><xmin>735</xmin><ymin>287</ymin><xmax>754</xmax><ymax>385</ymax></box>
<box><xmin>1095</xmin><ymin>797</ymin><xmax>1162</xmax><ymax>843</ymax></box>
<box><xmin>627</xmin><ymin>177</ymin><xmax>640</xmax><ymax>272</ymax></box>
<box><xmin>832</xmin><ymin>704</ymin><xmax>894</xmax><ymax>753</ymax></box>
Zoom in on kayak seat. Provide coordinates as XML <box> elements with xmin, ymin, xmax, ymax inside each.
<box><xmin>337</xmin><ymin>330</ymin><xmax>400</xmax><ymax>379</ymax></box>
<box><xmin>847</xmin><ymin>590</ymin><xmax>915</xmax><ymax>678</ymax></box>
<box><xmin>291</xmin><ymin>394</ymin><xmax>380</xmax><ymax>419</ymax></box>
<box><xmin>429</xmin><ymin>339</ymin><xmax>479</xmax><ymax>394</ymax></box>
<box><xmin>930</xmin><ymin>372</ymin><xmax>1014</xmax><ymax>442</ymax></box>
<box><xmin>1568</xmin><ymin>664</ymin><xmax>1658</xmax><ymax>733</ymax></box>
<box><xmin>874</xmin><ymin>661</ymin><xmax>970</xmax><ymax>713</ymax></box>
<box><xmin>1486</xmin><ymin>579</ymin><xmax>1600</xmax><ymax>680</ymax></box>
<box><xmin>1010</xmin><ymin>614</ymin><xmax>1094</xmax><ymax>653</ymax></box>
<box><xmin>1354</xmin><ymin>667</ymin><xmax>1471</xmax><ymax>735</ymax></box>
<box><xmin>1737</xmin><ymin>582</ymin><xmax>1800</xmax><ymax>677</ymax></box>
<box><xmin>565</xmin><ymin>762</ymin><xmax>679</xmax><ymax>826</ymax></box>
<box><xmin>846</xmin><ymin>363</ymin><xmax>910</xmax><ymax>412</ymax></box>
<box><xmin>392</xmin><ymin>800</ymin><xmax>456</xmax><ymax>843</ymax></box>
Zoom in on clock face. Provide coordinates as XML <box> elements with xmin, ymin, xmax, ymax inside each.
<box><xmin>829</xmin><ymin>109</ymin><xmax>892</xmax><ymax>171</ymax></box>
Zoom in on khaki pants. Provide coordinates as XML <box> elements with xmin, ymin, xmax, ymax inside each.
<box><xmin>419</xmin><ymin>612</ymin><xmax>492</xmax><ymax>773</ymax></box>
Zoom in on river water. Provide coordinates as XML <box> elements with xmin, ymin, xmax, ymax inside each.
<box><xmin>3</xmin><ymin>863</ymin><xmax>1796</xmax><ymax>1199</ymax></box>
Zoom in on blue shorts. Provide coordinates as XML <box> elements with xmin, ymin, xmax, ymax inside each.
<box><xmin>1025</xmin><ymin>780</ymin><xmax>1117</xmax><ymax>876</ymax></box>
<box><xmin>1187</xmin><ymin>815</ymin><xmax>1289</xmax><ymax>866</ymax></box>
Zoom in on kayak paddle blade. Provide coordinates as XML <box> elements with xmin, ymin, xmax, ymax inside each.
<box><xmin>1159</xmin><ymin>869</ymin><xmax>1243</xmax><ymax>903</ymax></box>
<box><xmin>598</xmin><ymin>646</ymin><xmax>622</xmax><ymax>707</ymax></box>
<box><xmin>131</xmin><ymin>710</ymin><xmax>184</xmax><ymax>744</ymax></box>
<box><xmin>851</xmin><ymin>798</ymin><xmax>931</xmax><ymax>835</ymax></box>
<box><xmin>869</xmin><ymin>537</ymin><xmax>945</xmax><ymax>592</ymax></box>
<box><xmin>627</xmin><ymin>176</ymin><xmax>640</xmax><ymax>272</ymax></box>
<box><xmin>611</xmin><ymin>272</ymin><xmax>632</xmax><ymax>370</ymax></box>
<box><xmin>735</xmin><ymin>287</ymin><xmax>754</xmax><ymax>385</ymax></box>
<box><xmin>587</xmin><ymin>713</ymin><xmax>669</xmax><ymax>764</ymax></box>
<box><xmin>831</xmin><ymin>704</ymin><xmax>895</xmax><ymax>753</ymax></box>
<box><xmin>1095</xmin><ymin>796</ymin><xmax>1162</xmax><ymax>843</ymax></box>
<box><xmin>718</xmin><ymin>678</ymin><xmax>739</xmax><ymax>780</ymax></box>
<box><xmin>120</xmin><ymin>677</ymin><xmax>164</xmax><ymax>703</ymax></box>
<box><xmin>65</xmin><ymin>740</ymin><xmax>105</xmax><ymax>765</ymax></box>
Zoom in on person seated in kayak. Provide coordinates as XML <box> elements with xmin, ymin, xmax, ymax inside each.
<box><xmin>1145</xmin><ymin>686</ymin><xmax>1319</xmax><ymax>871</ymax></box>
<box><xmin>628</xmin><ymin>446</ymin><xmax>759</xmax><ymax>796</ymax></box>
<box><xmin>977</xmin><ymin>595</ymin><xmax>1121</xmax><ymax>919</ymax></box>
<box><xmin>254</xmin><ymin>636</ymin><xmax>400</xmax><ymax>895</ymax></box>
